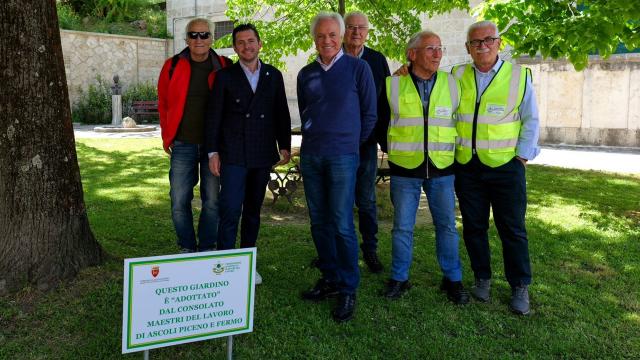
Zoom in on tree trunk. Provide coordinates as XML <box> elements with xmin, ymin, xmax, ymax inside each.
<box><xmin>0</xmin><ymin>0</ymin><xmax>103</xmax><ymax>295</ymax></box>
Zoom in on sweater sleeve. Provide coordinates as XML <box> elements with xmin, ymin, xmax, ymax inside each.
<box><xmin>296</xmin><ymin>70</ymin><xmax>306</xmax><ymax>129</ymax></box>
<box><xmin>356</xmin><ymin>61</ymin><xmax>377</xmax><ymax>145</ymax></box>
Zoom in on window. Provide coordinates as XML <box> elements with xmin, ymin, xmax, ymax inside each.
<box><xmin>214</xmin><ymin>21</ymin><xmax>234</xmax><ymax>40</ymax></box>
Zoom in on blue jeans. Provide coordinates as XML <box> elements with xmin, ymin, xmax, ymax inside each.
<box><xmin>390</xmin><ymin>175</ymin><xmax>462</xmax><ymax>282</ymax></box>
<box><xmin>169</xmin><ymin>141</ymin><xmax>219</xmax><ymax>251</ymax></box>
<box><xmin>217</xmin><ymin>164</ymin><xmax>270</xmax><ymax>250</ymax></box>
<box><xmin>356</xmin><ymin>142</ymin><xmax>379</xmax><ymax>253</ymax></box>
<box><xmin>300</xmin><ymin>153</ymin><xmax>360</xmax><ymax>294</ymax></box>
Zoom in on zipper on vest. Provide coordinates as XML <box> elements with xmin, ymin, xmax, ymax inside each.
<box><xmin>424</xmin><ymin>83</ymin><xmax>430</xmax><ymax>179</ymax></box>
<box><xmin>472</xmin><ymin>101</ymin><xmax>480</xmax><ymax>154</ymax></box>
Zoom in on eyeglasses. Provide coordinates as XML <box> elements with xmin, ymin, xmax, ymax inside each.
<box><xmin>187</xmin><ymin>31</ymin><xmax>211</xmax><ymax>40</ymax></box>
<box><xmin>418</xmin><ymin>45</ymin><xmax>446</xmax><ymax>54</ymax></box>
<box><xmin>346</xmin><ymin>25</ymin><xmax>368</xmax><ymax>32</ymax></box>
<box><xmin>468</xmin><ymin>37</ymin><xmax>500</xmax><ymax>47</ymax></box>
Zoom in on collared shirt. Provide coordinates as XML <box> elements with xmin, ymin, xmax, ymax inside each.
<box><xmin>472</xmin><ymin>58</ymin><xmax>540</xmax><ymax>160</ymax></box>
<box><xmin>342</xmin><ymin>45</ymin><xmax>365</xmax><ymax>59</ymax></box>
<box><xmin>316</xmin><ymin>49</ymin><xmax>344</xmax><ymax>71</ymax></box>
<box><xmin>239</xmin><ymin>60</ymin><xmax>261</xmax><ymax>93</ymax></box>
<box><xmin>414</xmin><ymin>71</ymin><xmax>436</xmax><ymax>114</ymax></box>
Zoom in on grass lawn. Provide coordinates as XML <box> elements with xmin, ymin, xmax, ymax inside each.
<box><xmin>1</xmin><ymin>138</ymin><xmax>639</xmax><ymax>359</ymax></box>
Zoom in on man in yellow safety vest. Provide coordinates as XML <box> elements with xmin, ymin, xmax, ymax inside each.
<box><xmin>378</xmin><ymin>30</ymin><xmax>469</xmax><ymax>304</ymax></box>
<box><xmin>452</xmin><ymin>20</ymin><xmax>540</xmax><ymax>315</ymax></box>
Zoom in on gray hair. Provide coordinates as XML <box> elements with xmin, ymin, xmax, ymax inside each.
<box><xmin>405</xmin><ymin>30</ymin><xmax>440</xmax><ymax>62</ymax></box>
<box><xmin>310</xmin><ymin>11</ymin><xmax>345</xmax><ymax>37</ymax></box>
<box><xmin>466</xmin><ymin>20</ymin><xmax>499</xmax><ymax>42</ymax></box>
<box><xmin>344</xmin><ymin>11</ymin><xmax>369</xmax><ymax>26</ymax></box>
<box><xmin>184</xmin><ymin>18</ymin><xmax>212</xmax><ymax>40</ymax></box>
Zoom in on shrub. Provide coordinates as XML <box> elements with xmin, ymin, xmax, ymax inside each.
<box><xmin>143</xmin><ymin>9</ymin><xmax>169</xmax><ymax>38</ymax></box>
<box><xmin>72</xmin><ymin>76</ymin><xmax>112</xmax><ymax>124</ymax></box>
<box><xmin>56</xmin><ymin>2</ymin><xmax>82</xmax><ymax>30</ymax></box>
<box><xmin>72</xmin><ymin>77</ymin><xmax>160</xmax><ymax>124</ymax></box>
<box><xmin>123</xmin><ymin>82</ymin><xmax>159</xmax><ymax>123</ymax></box>
<box><xmin>93</xmin><ymin>0</ymin><xmax>149</xmax><ymax>22</ymax></box>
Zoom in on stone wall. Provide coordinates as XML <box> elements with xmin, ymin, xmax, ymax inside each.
<box><xmin>61</xmin><ymin>30</ymin><xmax>169</xmax><ymax>105</ymax></box>
<box><xmin>520</xmin><ymin>54</ymin><xmax>640</xmax><ymax>147</ymax></box>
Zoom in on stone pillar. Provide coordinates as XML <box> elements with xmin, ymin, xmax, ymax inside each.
<box><xmin>111</xmin><ymin>95</ymin><xmax>122</xmax><ymax>126</ymax></box>
<box><xmin>111</xmin><ymin>75</ymin><xmax>122</xmax><ymax>126</ymax></box>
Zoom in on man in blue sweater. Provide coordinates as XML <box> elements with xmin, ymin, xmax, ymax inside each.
<box><xmin>298</xmin><ymin>11</ymin><xmax>377</xmax><ymax>323</ymax></box>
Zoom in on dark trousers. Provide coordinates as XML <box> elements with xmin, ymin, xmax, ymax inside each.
<box><xmin>454</xmin><ymin>156</ymin><xmax>532</xmax><ymax>287</ymax></box>
<box><xmin>356</xmin><ymin>142</ymin><xmax>379</xmax><ymax>253</ymax></box>
<box><xmin>217</xmin><ymin>163</ymin><xmax>271</xmax><ymax>250</ymax></box>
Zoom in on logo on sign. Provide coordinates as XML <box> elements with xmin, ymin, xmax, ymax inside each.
<box><xmin>151</xmin><ymin>266</ymin><xmax>159</xmax><ymax>278</ymax></box>
<box><xmin>213</xmin><ymin>263</ymin><xmax>225</xmax><ymax>275</ymax></box>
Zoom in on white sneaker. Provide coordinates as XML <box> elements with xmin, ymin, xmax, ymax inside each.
<box><xmin>255</xmin><ymin>271</ymin><xmax>262</xmax><ymax>285</ymax></box>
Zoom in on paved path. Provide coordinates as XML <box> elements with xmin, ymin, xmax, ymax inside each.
<box><xmin>529</xmin><ymin>146</ymin><xmax>640</xmax><ymax>175</ymax></box>
<box><xmin>74</xmin><ymin>125</ymin><xmax>640</xmax><ymax>175</ymax></box>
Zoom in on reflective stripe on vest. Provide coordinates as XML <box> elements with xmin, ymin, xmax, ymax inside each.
<box><xmin>386</xmin><ymin>71</ymin><xmax>459</xmax><ymax>169</ymax></box>
<box><xmin>453</xmin><ymin>62</ymin><xmax>527</xmax><ymax>168</ymax></box>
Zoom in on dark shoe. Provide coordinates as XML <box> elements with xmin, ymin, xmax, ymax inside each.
<box><xmin>179</xmin><ymin>247</ymin><xmax>195</xmax><ymax>254</ymax></box>
<box><xmin>383</xmin><ymin>279</ymin><xmax>412</xmax><ymax>299</ymax></box>
<box><xmin>301</xmin><ymin>278</ymin><xmax>339</xmax><ymax>301</ymax></box>
<box><xmin>363</xmin><ymin>251</ymin><xmax>384</xmax><ymax>273</ymax></box>
<box><xmin>510</xmin><ymin>285</ymin><xmax>530</xmax><ymax>315</ymax></box>
<box><xmin>198</xmin><ymin>247</ymin><xmax>215</xmax><ymax>252</ymax></box>
<box><xmin>332</xmin><ymin>294</ymin><xmax>356</xmax><ymax>322</ymax></box>
<box><xmin>440</xmin><ymin>278</ymin><xmax>470</xmax><ymax>305</ymax></box>
<box><xmin>471</xmin><ymin>278</ymin><xmax>491</xmax><ymax>302</ymax></box>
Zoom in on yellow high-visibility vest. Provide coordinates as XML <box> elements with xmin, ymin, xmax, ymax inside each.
<box><xmin>385</xmin><ymin>71</ymin><xmax>459</xmax><ymax>169</ymax></box>
<box><xmin>453</xmin><ymin>61</ymin><xmax>528</xmax><ymax>168</ymax></box>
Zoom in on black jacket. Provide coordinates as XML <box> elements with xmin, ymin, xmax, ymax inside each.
<box><xmin>206</xmin><ymin>61</ymin><xmax>291</xmax><ymax>168</ymax></box>
<box><xmin>360</xmin><ymin>46</ymin><xmax>391</xmax><ymax>145</ymax></box>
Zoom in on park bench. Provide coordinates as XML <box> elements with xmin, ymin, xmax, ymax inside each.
<box><xmin>268</xmin><ymin>125</ymin><xmax>302</xmax><ymax>204</ymax></box>
<box><xmin>268</xmin><ymin>126</ymin><xmax>390</xmax><ymax>203</ymax></box>
<box><xmin>130</xmin><ymin>100</ymin><xmax>159</xmax><ymax>123</ymax></box>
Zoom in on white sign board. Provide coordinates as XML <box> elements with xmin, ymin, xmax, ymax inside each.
<box><xmin>122</xmin><ymin>248</ymin><xmax>256</xmax><ymax>353</ymax></box>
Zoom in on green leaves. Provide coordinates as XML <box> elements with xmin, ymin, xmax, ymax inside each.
<box><xmin>480</xmin><ymin>0</ymin><xmax>640</xmax><ymax>70</ymax></box>
<box><xmin>216</xmin><ymin>0</ymin><xmax>469</xmax><ymax>68</ymax></box>
<box><xmin>216</xmin><ymin>0</ymin><xmax>639</xmax><ymax>71</ymax></box>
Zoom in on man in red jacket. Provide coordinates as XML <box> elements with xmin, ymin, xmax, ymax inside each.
<box><xmin>157</xmin><ymin>18</ymin><xmax>231</xmax><ymax>253</ymax></box>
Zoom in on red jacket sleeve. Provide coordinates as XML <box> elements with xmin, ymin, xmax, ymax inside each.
<box><xmin>157</xmin><ymin>58</ymin><xmax>172</xmax><ymax>151</ymax></box>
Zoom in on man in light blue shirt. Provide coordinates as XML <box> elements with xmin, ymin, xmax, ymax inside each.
<box><xmin>471</xmin><ymin>59</ymin><xmax>540</xmax><ymax>160</ymax></box>
<box><xmin>453</xmin><ymin>20</ymin><xmax>540</xmax><ymax>316</ymax></box>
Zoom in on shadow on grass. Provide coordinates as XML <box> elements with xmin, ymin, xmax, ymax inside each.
<box><xmin>1</xmin><ymin>146</ymin><xmax>639</xmax><ymax>359</ymax></box>
<box><xmin>75</xmin><ymin>141</ymin><xmax>176</xmax><ymax>258</ymax></box>
<box><xmin>527</xmin><ymin>165</ymin><xmax>640</xmax><ymax>231</ymax></box>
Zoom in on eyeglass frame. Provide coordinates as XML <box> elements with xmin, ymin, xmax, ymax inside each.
<box><xmin>415</xmin><ymin>45</ymin><xmax>446</xmax><ymax>54</ymax></box>
<box><xmin>187</xmin><ymin>31</ymin><xmax>212</xmax><ymax>40</ymax></box>
<box><xmin>346</xmin><ymin>25</ymin><xmax>369</xmax><ymax>32</ymax></box>
<box><xmin>467</xmin><ymin>36</ymin><xmax>500</xmax><ymax>48</ymax></box>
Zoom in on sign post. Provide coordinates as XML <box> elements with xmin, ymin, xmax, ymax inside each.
<box><xmin>122</xmin><ymin>248</ymin><xmax>256</xmax><ymax>356</ymax></box>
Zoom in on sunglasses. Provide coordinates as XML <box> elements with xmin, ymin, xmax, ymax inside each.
<box><xmin>187</xmin><ymin>31</ymin><xmax>211</xmax><ymax>40</ymax></box>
